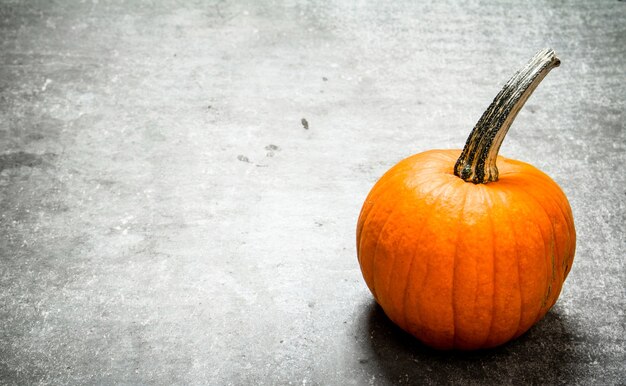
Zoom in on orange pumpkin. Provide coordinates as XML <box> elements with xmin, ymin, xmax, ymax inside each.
<box><xmin>356</xmin><ymin>49</ymin><xmax>576</xmax><ymax>350</ymax></box>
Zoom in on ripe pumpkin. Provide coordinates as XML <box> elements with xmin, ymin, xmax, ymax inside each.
<box><xmin>356</xmin><ymin>49</ymin><xmax>576</xmax><ymax>350</ymax></box>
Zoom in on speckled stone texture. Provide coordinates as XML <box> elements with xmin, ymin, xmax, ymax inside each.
<box><xmin>0</xmin><ymin>1</ymin><xmax>624</xmax><ymax>384</ymax></box>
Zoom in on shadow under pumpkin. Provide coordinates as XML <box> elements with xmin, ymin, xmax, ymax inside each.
<box><xmin>354</xmin><ymin>300</ymin><xmax>584</xmax><ymax>384</ymax></box>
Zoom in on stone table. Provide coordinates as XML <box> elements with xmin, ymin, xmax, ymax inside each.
<box><xmin>1</xmin><ymin>1</ymin><xmax>624</xmax><ymax>384</ymax></box>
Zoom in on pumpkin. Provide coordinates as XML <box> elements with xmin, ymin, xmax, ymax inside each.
<box><xmin>356</xmin><ymin>49</ymin><xmax>576</xmax><ymax>350</ymax></box>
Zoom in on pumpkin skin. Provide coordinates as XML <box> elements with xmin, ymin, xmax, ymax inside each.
<box><xmin>356</xmin><ymin>149</ymin><xmax>575</xmax><ymax>350</ymax></box>
<box><xmin>356</xmin><ymin>49</ymin><xmax>576</xmax><ymax>350</ymax></box>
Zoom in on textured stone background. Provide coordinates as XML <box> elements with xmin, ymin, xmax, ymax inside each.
<box><xmin>0</xmin><ymin>0</ymin><xmax>624</xmax><ymax>384</ymax></box>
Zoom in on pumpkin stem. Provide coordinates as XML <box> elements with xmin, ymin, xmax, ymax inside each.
<box><xmin>454</xmin><ymin>48</ymin><xmax>561</xmax><ymax>184</ymax></box>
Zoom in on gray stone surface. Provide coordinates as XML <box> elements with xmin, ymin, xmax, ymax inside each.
<box><xmin>0</xmin><ymin>0</ymin><xmax>624</xmax><ymax>384</ymax></box>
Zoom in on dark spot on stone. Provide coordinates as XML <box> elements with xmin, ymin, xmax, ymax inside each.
<box><xmin>322</xmin><ymin>77</ymin><xmax>328</xmax><ymax>81</ymax></box>
<box><xmin>359</xmin><ymin>358</ymin><xmax>369</xmax><ymax>364</ymax></box>
<box><xmin>207</xmin><ymin>105</ymin><xmax>212</xmax><ymax>109</ymax></box>
<box><xmin>526</xmin><ymin>104</ymin><xmax>539</xmax><ymax>113</ymax></box>
<box><xmin>0</xmin><ymin>151</ymin><xmax>44</xmax><ymax>172</ymax></box>
<box><xmin>301</xmin><ymin>118</ymin><xmax>309</xmax><ymax>130</ymax></box>
<box><xmin>265</xmin><ymin>144</ymin><xmax>280</xmax><ymax>157</ymax></box>
<box><xmin>26</xmin><ymin>133</ymin><xmax>45</xmax><ymax>141</ymax></box>
<box><xmin>237</xmin><ymin>155</ymin><xmax>250</xmax><ymax>163</ymax></box>
<box><xmin>308</xmin><ymin>301</ymin><xmax>315</xmax><ymax>308</ymax></box>
<box><xmin>93</xmin><ymin>178</ymin><xmax>117</xmax><ymax>187</ymax></box>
